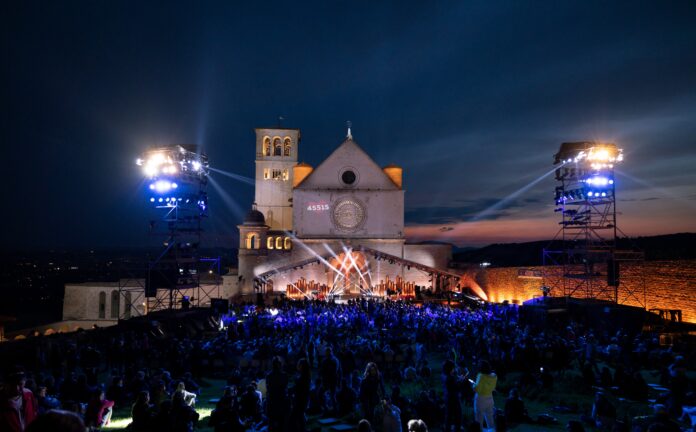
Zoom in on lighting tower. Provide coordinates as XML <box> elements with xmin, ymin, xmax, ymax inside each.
<box><xmin>543</xmin><ymin>142</ymin><xmax>645</xmax><ymax>306</ymax></box>
<box><xmin>130</xmin><ymin>145</ymin><xmax>219</xmax><ymax>311</ymax></box>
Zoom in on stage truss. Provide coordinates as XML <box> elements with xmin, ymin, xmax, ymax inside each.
<box><xmin>542</xmin><ymin>142</ymin><xmax>646</xmax><ymax>307</ymax></box>
<box><xmin>254</xmin><ymin>245</ymin><xmax>464</xmax><ymax>299</ymax></box>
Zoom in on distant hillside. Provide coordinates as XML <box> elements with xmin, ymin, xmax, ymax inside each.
<box><xmin>453</xmin><ymin>233</ymin><xmax>696</xmax><ymax>267</ymax></box>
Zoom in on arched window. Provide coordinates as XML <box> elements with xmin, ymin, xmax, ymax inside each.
<box><xmin>283</xmin><ymin>137</ymin><xmax>292</xmax><ymax>156</ymax></box>
<box><xmin>263</xmin><ymin>137</ymin><xmax>271</xmax><ymax>156</ymax></box>
<box><xmin>273</xmin><ymin>138</ymin><xmax>282</xmax><ymax>156</ymax></box>
<box><xmin>246</xmin><ymin>233</ymin><xmax>259</xmax><ymax>249</ymax></box>
<box><xmin>124</xmin><ymin>292</ymin><xmax>132</xmax><ymax>319</ymax></box>
<box><xmin>110</xmin><ymin>291</ymin><xmax>120</xmax><ymax>319</ymax></box>
<box><xmin>284</xmin><ymin>237</ymin><xmax>292</xmax><ymax>250</ymax></box>
<box><xmin>275</xmin><ymin>237</ymin><xmax>283</xmax><ymax>249</ymax></box>
<box><xmin>98</xmin><ymin>291</ymin><xmax>106</xmax><ymax>319</ymax></box>
<box><xmin>267</xmin><ymin>236</ymin><xmax>275</xmax><ymax>250</ymax></box>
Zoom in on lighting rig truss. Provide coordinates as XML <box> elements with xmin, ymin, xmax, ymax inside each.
<box><xmin>127</xmin><ymin>145</ymin><xmax>221</xmax><ymax>312</ymax></box>
<box><xmin>253</xmin><ymin>246</ymin><xmax>464</xmax><ymax>299</ymax></box>
<box><xmin>543</xmin><ymin>142</ymin><xmax>645</xmax><ymax>306</ymax></box>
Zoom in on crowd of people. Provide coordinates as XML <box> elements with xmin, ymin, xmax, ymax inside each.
<box><xmin>1</xmin><ymin>298</ymin><xmax>694</xmax><ymax>431</ymax></box>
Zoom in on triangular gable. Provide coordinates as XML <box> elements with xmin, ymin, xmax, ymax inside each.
<box><xmin>296</xmin><ymin>138</ymin><xmax>398</xmax><ymax>190</ymax></box>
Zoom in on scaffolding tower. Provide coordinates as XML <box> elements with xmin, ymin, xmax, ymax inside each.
<box><xmin>543</xmin><ymin>142</ymin><xmax>646</xmax><ymax>307</ymax></box>
<box><xmin>120</xmin><ymin>145</ymin><xmax>221</xmax><ymax>314</ymax></box>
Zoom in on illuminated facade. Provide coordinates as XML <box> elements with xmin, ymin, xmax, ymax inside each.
<box><xmin>235</xmin><ymin>127</ymin><xmax>456</xmax><ymax>299</ymax></box>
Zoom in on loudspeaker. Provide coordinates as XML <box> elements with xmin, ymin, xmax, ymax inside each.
<box><xmin>607</xmin><ymin>259</ymin><xmax>620</xmax><ymax>287</ymax></box>
<box><xmin>211</xmin><ymin>298</ymin><xmax>229</xmax><ymax>314</ymax></box>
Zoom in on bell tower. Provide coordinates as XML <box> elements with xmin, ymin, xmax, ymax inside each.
<box><xmin>254</xmin><ymin>127</ymin><xmax>300</xmax><ymax>231</ymax></box>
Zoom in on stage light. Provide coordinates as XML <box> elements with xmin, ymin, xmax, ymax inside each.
<box><xmin>153</xmin><ymin>180</ymin><xmax>175</xmax><ymax>193</ymax></box>
<box><xmin>585</xmin><ymin>176</ymin><xmax>611</xmax><ymax>186</ymax></box>
<box><xmin>588</xmin><ymin>191</ymin><xmax>594</xmax><ymax>197</ymax></box>
<box><xmin>158</xmin><ymin>198</ymin><xmax>163</xmax><ymax>202</ymax></box>
<box><xmin>172</xmin><ymin>182</ymin><xmax>178</xmax><ymax>189</ymax></box>
<box><xmin>150</xmin><ymin>198</ymin><xmax>155</xmax><ymax>202</ymax></box>
<box><xmin>192</xmin><ymin>161</ymin><xmax>201</xmax><ymax>171</ymax></box>
<box><xmin>601</xmin><ymin>192</ymin><xmax>607</xmax><ymax>197</ymax></box>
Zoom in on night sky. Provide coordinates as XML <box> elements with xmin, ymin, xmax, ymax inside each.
<box><xmin>3</xmin><ymin>1</ymin><xmax>696</xmax><ymax>250</ymax></box>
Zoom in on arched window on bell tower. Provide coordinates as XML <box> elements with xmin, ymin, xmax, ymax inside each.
<box><xmin>273</xmin><ymin>137</ymin><xmax>282</xmax><ymax>156</ymax></box>
<box><xmin>246</xmin><ymin>232</ymin><xmax>260</xmax><ymax>249</ymax></box>
<box><xmin>263</xmin><ymin>137</ymin><xmax>271</xmax><ymax>156</ymax></box>
<box><xmin>283</xmin><ymin>137</ymin><xmax>292</xmax><ymax>156</ymax></box>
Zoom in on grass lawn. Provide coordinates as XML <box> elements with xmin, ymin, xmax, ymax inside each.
<box><xmin>103</xmin><ymin>378</ymin><xmax>222</xmax><ymax>431</ymax></box>
<box><xmin>101</xmin><ymin>362</ymin><xmax>677</xmax><ymax>431</ymax></box>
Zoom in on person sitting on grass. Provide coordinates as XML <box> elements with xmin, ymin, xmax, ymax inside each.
<box><xmin>209</xmin><ymin>387</ymin><xmax>245</xmax><ymax>432</ymax></box>
<box><xmin>504</xmin><ymin>388</ymin><xmax>534</xmax><ymax>424</ymax></box>
<box><xmin>130</xmin><ymin>391</ymin><xmax>154</xmax><ymax>431</ymax></box>
<box><xmin>174</xmin><ymin>382</ymin><xmax>197</xmax><ymax>407</ymax></box>
<box><xmin>84</xmin><ymin>389</ymin><xmax>114</xmax><ymax>430</ymax></box>
<box><xmin>170</xmin><ymin>391</ymin><xmax>199</xmax><ymax>432</ymax></box>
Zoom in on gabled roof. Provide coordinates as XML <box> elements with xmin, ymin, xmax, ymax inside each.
<box><xmin>296</xmin><ymin>137</ymin><xmax>399</xmax><ymax>190</ymax></box>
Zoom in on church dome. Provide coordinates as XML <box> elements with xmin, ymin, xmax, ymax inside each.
<box><xmin>244</xmin><ymin>207</ymin><xmax>266</xmax><ymax>225</ymax></box>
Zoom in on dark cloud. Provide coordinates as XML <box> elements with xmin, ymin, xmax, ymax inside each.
<box><xmin>405</xmin><ymin>196</ymin><xmax>546</xmax><ymax>225</ymax></box>
<box><xmin>620</xmin><ymin>197</ymin><xmax>661</xmax><ymax>202</ymax></box>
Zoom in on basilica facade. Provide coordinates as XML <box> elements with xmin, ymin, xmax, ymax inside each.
<box><xmin>235</xmin><ymin>127</ymin><xmax>459</xmax><ymax>299</ymax></box>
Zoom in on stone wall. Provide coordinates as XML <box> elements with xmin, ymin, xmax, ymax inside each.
<box><xmin>474</xmin><ymin>260</ymin><xmax>696</xmax><ymax>323</ymax></box>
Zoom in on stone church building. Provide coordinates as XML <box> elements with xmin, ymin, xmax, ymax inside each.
<box><xmin>38</xmin><ymin>126</ymin><xmax>490</xmax><ymax>338</ymax></box>
<box><xmin>236</xmin><ymin>127</ymin><xmax>458</xmax><ymax>299</ymax></box>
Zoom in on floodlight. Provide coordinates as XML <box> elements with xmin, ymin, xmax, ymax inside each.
<box><xmin>138</xmin><ymin>145</ymin><xmax>209</xmax><ymax>181</ymax></box>
<box><xmin>554</xmin><ymin>142</ymin><xmax>623</xmax><ymax>166</ymax></box>
<box><xmin>585</xmin><ymin>176</ymin><xmax>612</xmax><ymax>187</ymax></box>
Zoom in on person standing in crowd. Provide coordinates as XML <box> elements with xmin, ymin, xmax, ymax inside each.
<box><xmin>321</xmin><ymin>347</ymin><xmax>341</xmax><ymax>397</ymax></box>
<box><xmin>288</xmin><ymin>358</ymin><xmax>311</xmax><ymax>431</ymax></box>
<box><xmin>1</xmin><ymin>371</ymin><xmax>38</xmax><ymax>432</ymax></box>
<box><xmin>360</xmin><ymin>362</ymin><xmax>385</xmax><ymax>423</ymax></box>
<box><xmin>266</xmin><ymin>357</ymin><xmax>288</xmax><ymax>432</ymax></box>
<box><xmin>473</xmin><ymin>360</ymin><xmax>497</xmax><ymax>431</ymax></box>
<box><xmin>374</xmin><ymin>398</ymin><xmax>402</xmax><ymax>432</ymax></box>
<box><xmin>442</xmin><ymin>360</ymin><xmax>467</xmax><ymax>432</ymax></box>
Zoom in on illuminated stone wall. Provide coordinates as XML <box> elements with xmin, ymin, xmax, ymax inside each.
<box><xmin>477</xmin><ymin>260</ymin><xmax>696</xmax><ymax>323</ymax></box>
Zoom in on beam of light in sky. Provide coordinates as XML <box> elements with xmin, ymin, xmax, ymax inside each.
<box><xmin>207</xmin><ymin>175</ymin><xmax>246</xmax><ymax>219</ymax></box>
<box><xmin>469</xmin><ymin>165</ymin><xmax>560</xmax><ymax>222</ymax></box>
<box><xmin>209</xmin><ymin>167</ymin><xmax>256</xmax><ymax>186</ymax></box>
<box><xmin>615</xmin><ymin>169</ymin><xmax>696</xmax><ymax>209</ymax></box>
